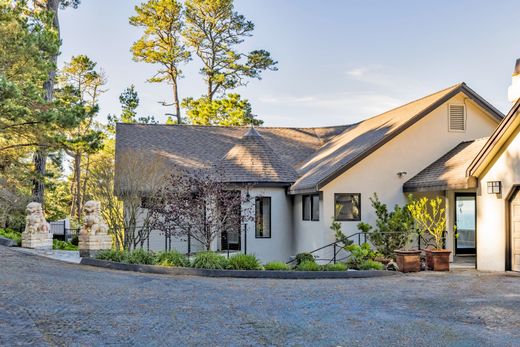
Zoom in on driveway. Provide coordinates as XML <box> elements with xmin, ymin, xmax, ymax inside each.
<box><xmin>1</xmin><ymin>246</ymin><xmax>519</xmax><ymax>346</ymax></box>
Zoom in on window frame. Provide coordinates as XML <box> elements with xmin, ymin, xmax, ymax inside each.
<box><xmin>255</xmin><ymin>196</ymin><xmax>272</xmax><ymax>239</ymax></box>
<box><xmin>334</xmin><ymin>193</ymin><xmax>361</xmax><ymax>222</ymax></box>
<box><xmin>302</xmin><ymin>194</ymin><xmax>320</xmax><ymax>221</ymax></box>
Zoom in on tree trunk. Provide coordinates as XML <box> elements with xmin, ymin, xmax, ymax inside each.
<box><xmin>31</xmin><ymin>151</ymin><xmax>47</xmax><ymax>204</ymax></box>
<box><xmin>32</xmin><ymin>0</ymin><xmax>61</xmax><ymax>204</ymax></box>
<box><xmin>173</xmin><ymin>80</ymin><xmax>181</xmax><ymax>124</ymax></box>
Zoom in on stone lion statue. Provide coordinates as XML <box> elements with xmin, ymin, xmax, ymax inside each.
<box><xmin>24</xmin><ymin>202</ymin><xmax>49</xmax><ymax>234</ymax></box>
<box><xmin>81</xmin><ymin>200</ymin><xmax>108</xmax><ymax>235</ymax></box>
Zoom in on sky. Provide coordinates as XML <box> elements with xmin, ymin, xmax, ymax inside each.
<box><xmin>59</xmin><ymin>0</ymin><xmax>520</xmax><ymax>127</ymax></box>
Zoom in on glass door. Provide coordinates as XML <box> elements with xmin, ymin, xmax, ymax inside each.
<box><xmin>455</xmin><ymin>193</ymin><xmax>476</xmax><ymax>254</ymax></box>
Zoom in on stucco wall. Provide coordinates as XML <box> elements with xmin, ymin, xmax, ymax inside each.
<box><xmin>243</xmin><ymin>187</ymin><xmax>294</xmax><ymax>263</ymax></box>
<box><xmin>477</xmin><ymin>123</ymin><xmax>520</xmax><ymax>271</ymax></box>
<box><xmin>294</xmin><ymin>94</ymin><xmax>498</xmax><ymax>252</ymax></box>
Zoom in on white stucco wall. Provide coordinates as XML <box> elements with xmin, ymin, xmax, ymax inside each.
<box><xmin>293</xmin><ymin>94</ymin><xmax>498</xmax><ymax>253</ymax></box>
<box><xmin>477</xmin><ymin>123</ymin><xmax>520</xmax><ymax>271</ymax></box>
<box><xmin>243</xmin><ymin>187</ymin><xmax>294</xmax><ymax>263</ymax></box>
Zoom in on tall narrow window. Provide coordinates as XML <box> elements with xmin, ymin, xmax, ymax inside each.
<box><xmin>334</xmin><ymin>193</ymin><xmax>361</xmax><ymax>221</ymax></box>
<box><xmin>302</xmin><ymin>194</ymin><xmax>319</xmax><ymax>221</ymax></box>
<box><xmin>255</xmin><ymin>197</ymin><xmax>271</xmax><ymax>238</ymax></box>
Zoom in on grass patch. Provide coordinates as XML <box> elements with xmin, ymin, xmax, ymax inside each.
<box><xmin>264</xmin><ymin>261</ymin><xmax>291</xmax><ymax>271</ymax></box>
<box><xmin>296</xmin><ymin>260</ymin><xmax>321</xmax><ymax>271</ymax></box>
<box><xmin>53</xmin><ymin>239</ymin><xmax>78</xmax><ymax>251</ymax></box>
<box><xmin>227</xmin><ymin>254</ymin><xmax>263</xmax><ymax>270</ymax></box>
<box><xmin>191</xmin><ymin>251</ymin><xmax>229</xmax><ymax>269</ymax></box>
<box><xmin>358</xmin><ymin>259</ymin><xmax>385</xmax><ymax>270</ymax></box>
<box><xmin>155</xmin><ymin>251</ymin><xmax>190</xmax><ymax>267</ymax></box>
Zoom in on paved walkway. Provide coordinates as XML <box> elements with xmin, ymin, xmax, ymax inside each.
<box><xmin>1</xmin><ymin>246</ymin><xmax>520</xmax><ymax>346</ymax></box>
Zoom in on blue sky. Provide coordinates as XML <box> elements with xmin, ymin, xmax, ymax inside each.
<box><xmin>59</xmin><ymin>0</ymin><xmax>520</xmax><ymax>127</ymax></box>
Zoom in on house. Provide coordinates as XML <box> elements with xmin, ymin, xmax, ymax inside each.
<box><xmin>115</xmin><ymin>80</ymin><xmax>514</xmax><ymax>267</ymax></box>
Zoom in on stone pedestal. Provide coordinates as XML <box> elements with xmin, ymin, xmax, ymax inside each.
<box><xmin>22</xmin><ymin>232</ymin><xmax>53</xmax><ymax>250</ymax></box>
<box><xmin>79</xmin><ymin>234</ymin><xmax>112</xmax><ymax>258</ymax></box>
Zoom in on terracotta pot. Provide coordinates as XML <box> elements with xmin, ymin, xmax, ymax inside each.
<box><xmin>395</xmin><ymin>250</ymin><xmax>421</xmax><ymax>273</ymax></box>
<box><xmin>430</xmin><ymin>249</ymin><xmax>451</xmax><ymax>271</ymax></box>
<box><xmin>424</xmin><ymin>249</ymin><xmax>433</xmax><ymax>270</ymax></box>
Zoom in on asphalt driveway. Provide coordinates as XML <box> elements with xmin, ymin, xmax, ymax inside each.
<box><xmin>1</xmin><ymin>246</ymin><xmax>519</xmax><ymax>346</ymax></box>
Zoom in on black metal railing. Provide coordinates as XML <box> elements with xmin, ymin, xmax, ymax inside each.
<box><xmin>288</xmin><ymin>230</ymin><xmax>446</xmax><ymax>265</ymax></box>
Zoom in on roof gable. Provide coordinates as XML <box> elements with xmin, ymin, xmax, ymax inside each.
<box><xmin>467</xmin><ymin>99</ymin><xmax>520</xmax><ymax>177</ymax></box>
<box><xmin>289</xmin><ymin>83</ymin><xmax>504</xmax><ymax>194</ymax></box>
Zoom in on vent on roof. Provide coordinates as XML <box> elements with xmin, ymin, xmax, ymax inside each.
<box><xmin>448</xmin><ymin>104</ymin><xmax>466</xmax><ymax>132</ymax></box>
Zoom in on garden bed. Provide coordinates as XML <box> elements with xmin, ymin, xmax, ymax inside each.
<box><xmin>80</xmin><ymin>257</ymin><xmax>397</xmax><ymax>279</ymax></box>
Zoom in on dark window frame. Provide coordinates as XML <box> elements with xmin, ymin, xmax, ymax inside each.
<box><xmin>334</xmin><ymin>193</ymin><xmax>361</xmax><ymax>221</ymax></box>
<box><xmin>302</xmin><ymin>194</ymin><xmax>320</xmax><ymax>221</ymax></box>
<box><xmin>255</xmin><ymin>197</ymin><xmax>272</xmax><ymax>239</ymax></box>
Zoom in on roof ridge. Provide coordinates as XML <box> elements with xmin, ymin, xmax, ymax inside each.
<box><xmin>116</xmin><ymin>122</ymin><xmax>351</xmax><ymax>130</ymax></box>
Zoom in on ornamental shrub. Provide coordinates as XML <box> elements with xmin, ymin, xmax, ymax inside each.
<box><xmin>95</xmin><ymin>249</ymin><xmax>127</xmax><ymax>263</ymax></box>
<box><xmin>321</xmin><ymin>263</ymin><xmax>347</xmax><ymax>271</ymax></box>
<box><xmin>264</xmin><ymin>261</ymin><xmax>291</xmax><ymax>271</ymax></box>
<box><xmin>155</xmin><ymin>251</ymin><xmax>189</xmax><ymax>267</ymax></box>
<box><xmin>358</xmin><ymin>259</ymin><xmax>385</xmax><ymax>270</ymax></box>
<box><xmin>0</xmin><ymin>228</ymin><xmax>21</xmax><ymax>246</ymax></box>
<box><xmin>125</xmin><ymin>249</ymin><xmax>156</xmax><ymax>265</ymax></box>
<box><xmin>346</xmin><ymin>242</ymin><xmax>381</xmax><ymax>269</ymax></box>
<box><xmin>52</xmin><ymin>239</ymin><xmax>78</xmax><ymax>251</ymax></box>
<box><xmin>191</xmin><ymin>251</ymin><xmax>229</xmax><ymax>269</ymax></box>
<box><xmin>227</xmin><ymin>254</ymin><xmax>263</xmax><ymax>270</ymax></box>
<box><xmin>295</xmin><ymin>252</ymin><xmax>315</xmax><ymax>265</ymax></box>
<box><xmin>296</xmin><ymin>260</ymin><xmax>320</xmax><ymax>271</ymax></box>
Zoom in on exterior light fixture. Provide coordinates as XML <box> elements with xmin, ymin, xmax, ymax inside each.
<box><xmin>397</xmin><ymin>171</ymin><xmax>408</xmax><ymax>178</ymax></box>
<box><xmin>487</xmin><ymin>181</ymin><xmax>501</xmax><ymax>194</ymax></box>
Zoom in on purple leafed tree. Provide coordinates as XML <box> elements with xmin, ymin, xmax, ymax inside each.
<box><xmin>149</xmin><ymin>169</ymin><xmax>253</xmax><ymax>251</ymax></box>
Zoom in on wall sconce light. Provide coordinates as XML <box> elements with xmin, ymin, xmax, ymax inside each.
<box><xmin>487</xmin><ymin>181</ymin><xmax>501</xmax><ymax>194</ymax></box>
<box><xmin>397</xmin><ymin>171</ymin><xmax>407</xmax><ymax>178</ymax></box>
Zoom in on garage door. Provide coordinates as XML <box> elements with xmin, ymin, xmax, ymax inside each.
<box><xmin>511</xmin><ymin>190</ymin><xmax>520</xmax><ymax>272</ymax></box>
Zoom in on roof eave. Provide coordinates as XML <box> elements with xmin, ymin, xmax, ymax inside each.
<box><xmin>402</xmin><ymin>176</ymin><xmax>478</xmax><ymax>193</ymax></box>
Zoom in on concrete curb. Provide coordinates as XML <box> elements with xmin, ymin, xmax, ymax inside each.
<box><xmin>0</xmin><ymin>236</ymin><xmax>18</xmax><ymax>247</ymax></box>
<box><xmin>80</xmin><ymin>257</ymin><xmax>398</xmax><ymax>279</ymax></box>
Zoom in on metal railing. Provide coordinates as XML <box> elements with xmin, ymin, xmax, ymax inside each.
<box><xmin>288</xmin><ymin>231</ymin><xmax>446</xmax><ymax>265</ymax></box>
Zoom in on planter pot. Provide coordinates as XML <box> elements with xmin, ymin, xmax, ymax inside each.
<box><xmin>395</xmin><ymin>250</ymin><xmax>421</xmax><ymax>273</ymax></box>
<box><xmin>424</xmin><ymin>249</ymin><xmax>433</xmax><ymax>270</ymax></box>
<box><xmin>430</xmin><ymin>249</ymin><xmax>451</xmax><ymax>271</ymax></box>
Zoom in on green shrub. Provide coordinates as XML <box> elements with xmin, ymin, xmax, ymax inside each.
<box><xmin>346</xmin><ymin>242</ymin><xmax>381</xmax><ymax>269</ymax></box>
<box><xmin>295</xmin><ymin>252</ymin><xmax>315</xmax><ymax>265</ymax></box>
<box><xmin>191</xmin><ymin>251</ymin><xmax>229</xmax><ymax>269</ymax></box>
<box><xmin>155</xmin><ymin>251</ymin><xmax>189</xmax><ymax>267</ymax></box>
<box><xmin>125</xmin><ymin>249</ymin><xmax>156</xmax><ymax>265</ymax></box>
<box><xmin>70</xmin><ymin>234</ymin><xmax>79</xmax><ymax>246</ymax></box>
<box><xmin>321</xmin><ymin>263</ymin><xmax>347</xmax><ymax>271</ymax></box>
<box><xmin>358</xmin><ymin>259</ymin><xmax>385</xmax><ymax>270</ymax></box>
<box><xmin>52</xmin><ymin>239</ymin><xmax>78</xmax><ymax>251</ymax></box>
<box><xmin>296</xmin><ymin>260</ymin><xmax>320</xmax><ymax>271</ymax></box>
<box><xmin>95</xmin><ymin>249</ymin><xmax>127</xmax><ymax>262</ymax></box>
<box><xmin>0</xmin><ymin>228</ymin><xmax>21</xmax><ymax>246</ymax></box>
<box><xmin>264</xmin><ymin>261</ymin><xmax>291</xmax><ymax>271</ymax></box>
<box><xmin>227</xmin><ymin>254</ymin><xmax>263</xmax><ymax>270</ymax></box>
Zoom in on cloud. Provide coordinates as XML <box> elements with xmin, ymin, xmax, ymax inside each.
<box><xmin>346</xmin><ymin>67</ymin><xmax>371</xmax><ymax>78</ymax></box>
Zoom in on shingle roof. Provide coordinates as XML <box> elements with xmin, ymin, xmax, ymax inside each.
<box><xmin>288</xmin><ymin>83</ymin><xmax>503</xmax><ymax>193</ymax></box>
<box><xmin>403</xmin><ymin>138</ymin><xmax>488</xmax><ymax>192</ymax></box>
<box><xmin>215</xmin><ymin>127</ymin><xmax>298</xmax><ymax>184</ymax></box>
<box><xmin>115</xmin><ymin>123</ymin><xmax>349</xmax><ymax>187</ymax></box>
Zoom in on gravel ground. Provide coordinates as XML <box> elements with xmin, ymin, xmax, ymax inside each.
<box><xmin>1</xmin><ymin>246</ymin><xmax>520</xmax><ymax>347</ymax></box>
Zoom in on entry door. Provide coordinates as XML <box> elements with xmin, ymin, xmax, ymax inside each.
<box><xmin>220</xmin><ymin>191</ymin><xmax>241</xmax><ymax>251</ymax></box>
<box><xmin>511</xmin><ymin>191</ymin><xmax>520</xmax><ymax>271</ymax></box>
<box><xmin>455</xmin><ymin>193</ymin><xmax>476</xmax><ymax>254</ymax></box>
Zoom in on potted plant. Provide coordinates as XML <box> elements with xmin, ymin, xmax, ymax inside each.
<box><xmin>408</xmin><ymin>196</ymin><xmax>450</xmax><ymax>271</ymax></box>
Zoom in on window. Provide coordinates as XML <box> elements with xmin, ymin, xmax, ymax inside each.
<box><xmin>255</xmin><ymin>197</ymin><xmax>271</xmax><ymax>238</ymax></box>
<box><xmin>334</xmin><ymin>193</ymin><xmax>361</xmax><ymax>221</ymax></box>
<box><xmin>448</xmin><ymin>104</ymin><xmax>466</xmax><ymax>132</ymax></box>
<box><xmin>302</xmin><ymin>194</ymin><xmax>320</xmax><ymax>221</ymax></box>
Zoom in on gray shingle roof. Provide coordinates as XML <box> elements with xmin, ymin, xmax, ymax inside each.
<box><xmin>215</xmin><ymin>127</ymin><xmax>298</xmax><ymax>184</ymax></box>
<box><xmin>288</xmin><ymin>83</ymin><xmax>503</xmax><ymax>193</ymax></box>
<box><xmin>115</xmin><ymin>123</ymin><xmax>349</xmax><ymax>187</ymax></box>
<box><xmin>403</xmin><ymin>138</ymin><xmax>488</xmax><ymax>192</ymax></box>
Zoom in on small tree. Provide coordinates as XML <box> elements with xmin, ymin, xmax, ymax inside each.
<box><xmin>149</xmin><ymin>169</ymin><xmax>252</xmax><ymax>251</ymax></box>
<box><xmin>358</xmin><ymin>194</ymin><xmax>415</xmax><ymax>259</ymax></box>
<box><xmin>407</xmin><ymin>195</ymin><xmax>446</xmax><ymax>250</ymax></box>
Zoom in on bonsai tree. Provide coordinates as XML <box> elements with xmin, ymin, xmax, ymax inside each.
<box><xmin>356</xmin><ymin>194</ymin><xmax>415</xmax><ymax>259</ymax></box>
<box><xmin>407</xmin><ymin>195</ymin><xmax>446</xmax><ymax>250</ymax></box>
